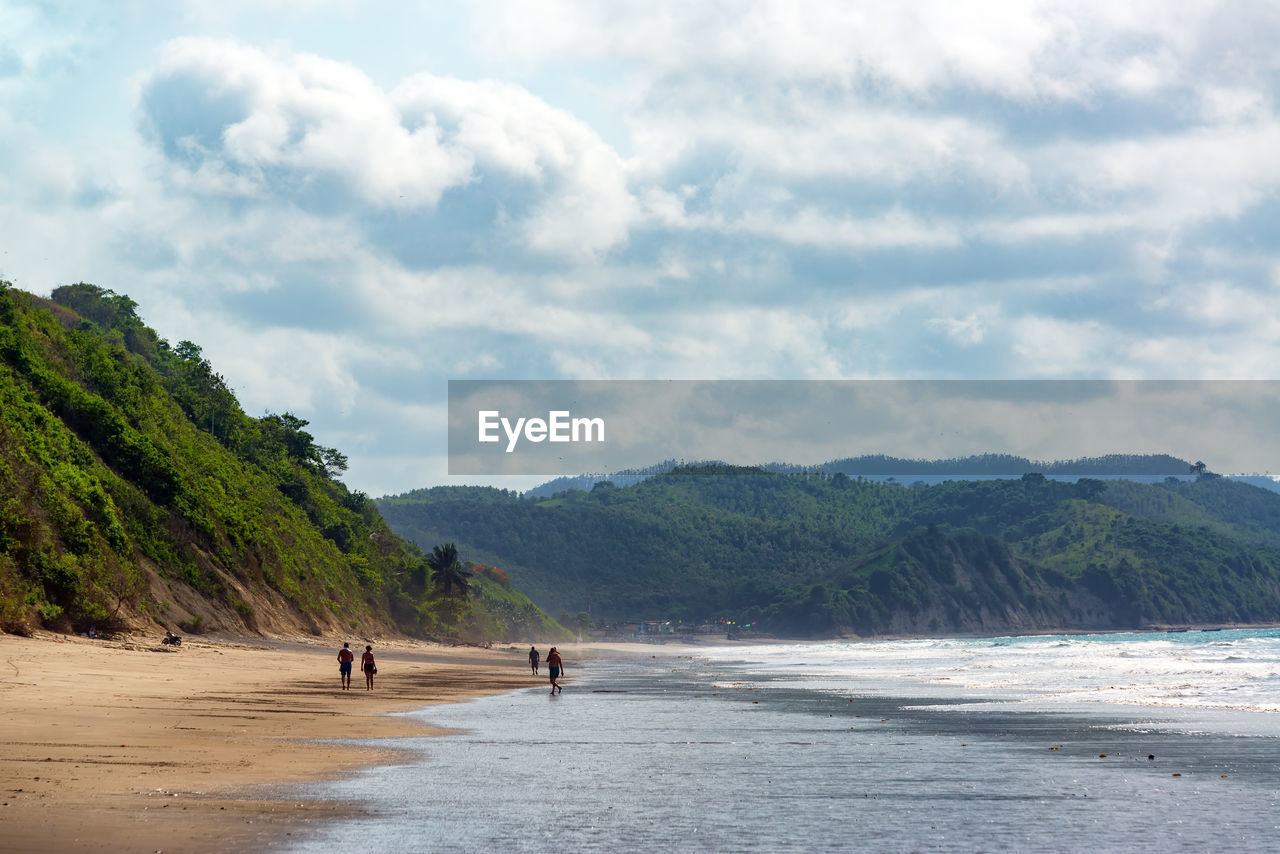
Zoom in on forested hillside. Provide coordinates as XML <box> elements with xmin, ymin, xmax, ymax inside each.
<box><xmin>0</xmin><ymin>282</ymin><xmax>565</xmax><ymax>641</ymax></box>
<box><xmin>379</xmin><ymin>467</ymin><xmax>1280</xmax><ymax>637</ymax></box>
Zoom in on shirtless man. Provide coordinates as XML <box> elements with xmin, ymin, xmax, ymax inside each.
<box><xmin>338</xmin><ymin>642</ymin><xmax>355</xmax><ymax>690</ymax></box>
<box><xmin>546</xmin><ymin>647</ymin><xmax>564</xmax><ymax>694</ymax></box>
<box><xmin>529</xmin><ymin>646</ymin><xmax>540</xmax><ymax>675</ymax></box>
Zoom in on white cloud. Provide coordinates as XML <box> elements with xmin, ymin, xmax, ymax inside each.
<box><xmin>1198</xmin><ymin>85</ymin><xmax>1270</xmax><ymax>124</ymax></box>
<box><xmin>0</xmin><ymin>2</ymin><xmax>108</xmax><ymax>97</ymax></box>
<box><xmin>1049</xmin><ymin>120</ymin><xmax>1280</xmax><ymax>223</ymax></box>
<box><xmin>632</xmin><ymin>91</ymin><xmax>1027</xmax><ymax>179</ymax></box>
<box><xmin>642</xmin><ymin>194</ymin><xmax>963</xmax><ymax>251</ymax></box>
<box><xmin>929</xmin><ymin>313</ymin><xmax>987</xmax><ymax>346</ymax></box>
<box><xmin>1010</xmin><ymin>316</ymin><xmax>1115</xmax><ymax>376</ymax></box>
<box><xmin>473</xmin><ymin>0</ymin><xmax>1275</xmax><ymax>102</ymax></box>
<box><xmin>1126</xmin><ymin>336</ymin><xmax>1280</xmax><ymax>380</ymax></box>
<box><xmin>1152</xmin><ymin>280</ymin><xmax>1280</xmax><ymax>333</ymax></box>
<box><xmin>139</xmin><ymin>38</ymin><xmax>637</xmax><ymax>258</ymax></box>
<box><xmin>652</xmin><ymin>307</ymin><xmax>846</xmax><ymax>379</ymax></box>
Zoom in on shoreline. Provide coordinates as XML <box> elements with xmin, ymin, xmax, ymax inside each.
<box><xmin>267</xmin><ymin>635</ymin><xmax>1280</xmax><ymax>853</ymax></box>
<box><xmin>7</xmin><ymin>626</ymin><xmax>1275</xmax><ymax>852</ymax></box>
<box><xmin>0</xmin><ymin>631</ymin><xmax>546</xmax><ymax>853</ymax></box>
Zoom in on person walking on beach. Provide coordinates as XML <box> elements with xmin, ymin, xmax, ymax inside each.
<box><xmin>529</xmin><ymin>646</ymin><xmax>540</xmax><ymax>675</ymax></box>
<box><xmin>546</xmin><ymin>647</ymin><xmax>564</xmax><ymax>694</ymax></box>
<box><xmin>361</xmin><ymin>645</ymin><xmax>376</xmax><ymax>691</ymax></box>
<box><xmin>338</xmin><ymin>642</ymin><xmax>355</xmax><ymax>690</ymax></box>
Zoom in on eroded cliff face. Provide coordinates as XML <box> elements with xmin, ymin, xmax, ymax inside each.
<box><xmin>789</xmin><ymin>529</ymin><xmax>1115</xmax><ymax>639</ymax></box>
<box><xmin>838</xmin><ymin>539</ymin><xmax>1116</xmax><ymax>638</ymax></box>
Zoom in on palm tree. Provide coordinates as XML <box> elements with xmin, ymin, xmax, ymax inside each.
<box><xmin>427</xmin><ymin>543</ymin><xmax>472</xmax><ymax>598</ymax></box>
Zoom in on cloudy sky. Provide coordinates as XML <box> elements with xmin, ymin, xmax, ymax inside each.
<box><xmin>2</xmin><ymin>1</ymin><xmax>1279</xmax><ymax>494</ymax></box>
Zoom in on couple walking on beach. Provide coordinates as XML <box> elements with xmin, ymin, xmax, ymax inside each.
<box><xmin>529</xmin><ymin>646</ymin><xmax>565</xmax><ymax>693</ymax></box>
<box><xmin>338</xmin><ymin>642</ymin><xmax>377</xmax><ymax>691</ymax></box>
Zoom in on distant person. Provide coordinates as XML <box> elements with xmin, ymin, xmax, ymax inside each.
<box><xmin>529</xmin><ymin>646</ymin><xmax>540</xmax><ymax>675</ymax></box>
<box><xmin>361</xmin><ymin>645</ymin><xmax>376</xmax><ymax>691</ymax></box>
<box><xmin>546</xmin><ymin>647</ymin><xmax>564</xmax><ymax>694</ymax></box>
<box><xmin>338</xmin><ymin>642</ymin><xmax>355</xmax><ymax>690</ymax></box>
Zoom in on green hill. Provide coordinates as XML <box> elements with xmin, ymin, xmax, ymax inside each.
<box><xmin>0</xmin><ymin>282</ymin><xmax>565</xmax><ymax>642</ymax></box>
<box><xmin>378</xmin><ymin>467</ymin><xmax>1280</xmax><ymax>637</ymax></box>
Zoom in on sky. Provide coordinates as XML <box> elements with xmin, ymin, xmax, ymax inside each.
<box><xmin>2</xmin><ymin>1</ymin><xmax>1279</xmax><ymax>495</ymax></box>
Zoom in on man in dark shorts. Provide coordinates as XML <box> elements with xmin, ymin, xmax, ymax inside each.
<box><xmin>546</xmin><ymin>647</ymin><xmax>564</xmax><ymax>694</ymax></box>
<box><xmin>529</xmin><ymin>646</ymin><xmax>540</xmax><ymax>675</ymax></box>
<box><xmin>338</xmin><ymin>642</ymin><xmax>355</xmax><ymax>690</ymax></box>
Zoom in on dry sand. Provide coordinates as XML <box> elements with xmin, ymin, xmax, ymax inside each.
<box><xmin>0</xmin><ymin>631</ymin><xmax>540</xmax><ymax>853</ymax></box>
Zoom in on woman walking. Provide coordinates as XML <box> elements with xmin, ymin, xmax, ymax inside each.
<box><xmin>361</xmin><ymin>644</ymin><xmax>377</xmax><ymax>691</ymax></box>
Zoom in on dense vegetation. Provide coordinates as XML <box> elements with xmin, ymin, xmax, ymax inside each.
<box><xmin>0</xmin><ymin>282</ymin><xmax>565</xmax><ymax>641</ymax></box>
<box><xmin>379</xmin><ymin>466</ymin><xmax>1280</xmax><ymax>637</ymax></box>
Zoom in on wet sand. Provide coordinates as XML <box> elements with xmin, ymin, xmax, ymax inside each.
<box><xmin>0</xmin><ymin>631</ymin><xmax>539</xmax><ymax>853</ymax></box>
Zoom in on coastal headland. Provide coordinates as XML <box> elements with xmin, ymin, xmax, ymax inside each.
<box><xmin>0</xmin><ymin>632</ymin><xmax>538</xmax><ymax>853</ymax></box>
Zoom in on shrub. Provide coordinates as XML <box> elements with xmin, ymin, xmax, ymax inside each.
<box><xmin>177</xmin><ymin>614</ymin><xmax>206</xmax><ymax>634</ymax></box>
<box><xmin>37</xmin><ymin>602</ymin><xmax>64</xmax><ymax>622</ymax></box>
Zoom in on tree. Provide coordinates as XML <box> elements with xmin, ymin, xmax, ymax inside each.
<box><xmin>50</xmin><ymin>283</ymin><xmax>140</xmax><ymax>330</ymax></box>
<box><xmin>259</xmin><ymin>412</ymin><xmax>319</xmax><ymax>463</ymax></box>
<box><xmin>557</xmin><ymin>611</ymin><xmax>593</xmax><ymax>632</ymax></box>
<box><xmin>427</xmin><ymin>543</ymin><xmax>471</xmax><ymax>598</ymax></box>
<box><xmin>174</xmin><ymin>340</ymin><xmax>202</xmax><ymax>361</ymax></box>
<box><xmin>320</xmin><ymin>447</ymin><xmax>349</xmax><ymax>478</ymax></box>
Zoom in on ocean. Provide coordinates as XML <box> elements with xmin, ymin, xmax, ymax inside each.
<box><xmin>276</xmin><ymin>630</ymin><xmax>1280</xmax><ymax>853</ymax></box>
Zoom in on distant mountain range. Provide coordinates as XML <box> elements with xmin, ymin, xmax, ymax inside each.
<box><xmin>524</xmin><ymin>454</ymin><xmax>1279</xmax><ymax>498</ymax></box>
<box><xmin>380</xmin><ymin>462</ymin><xmax>1280</xmax><ymax>638</ymax></box>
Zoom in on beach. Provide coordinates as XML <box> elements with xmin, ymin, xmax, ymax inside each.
<box><xmin>7</xmin><ymin>630</ymin><xmax>1278</xmax><ymax>853</ymax></box>
<box><xmin>0</xmin><ymin>631</ymin><xmax>538</xmax><ymax>853</ymax></box>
